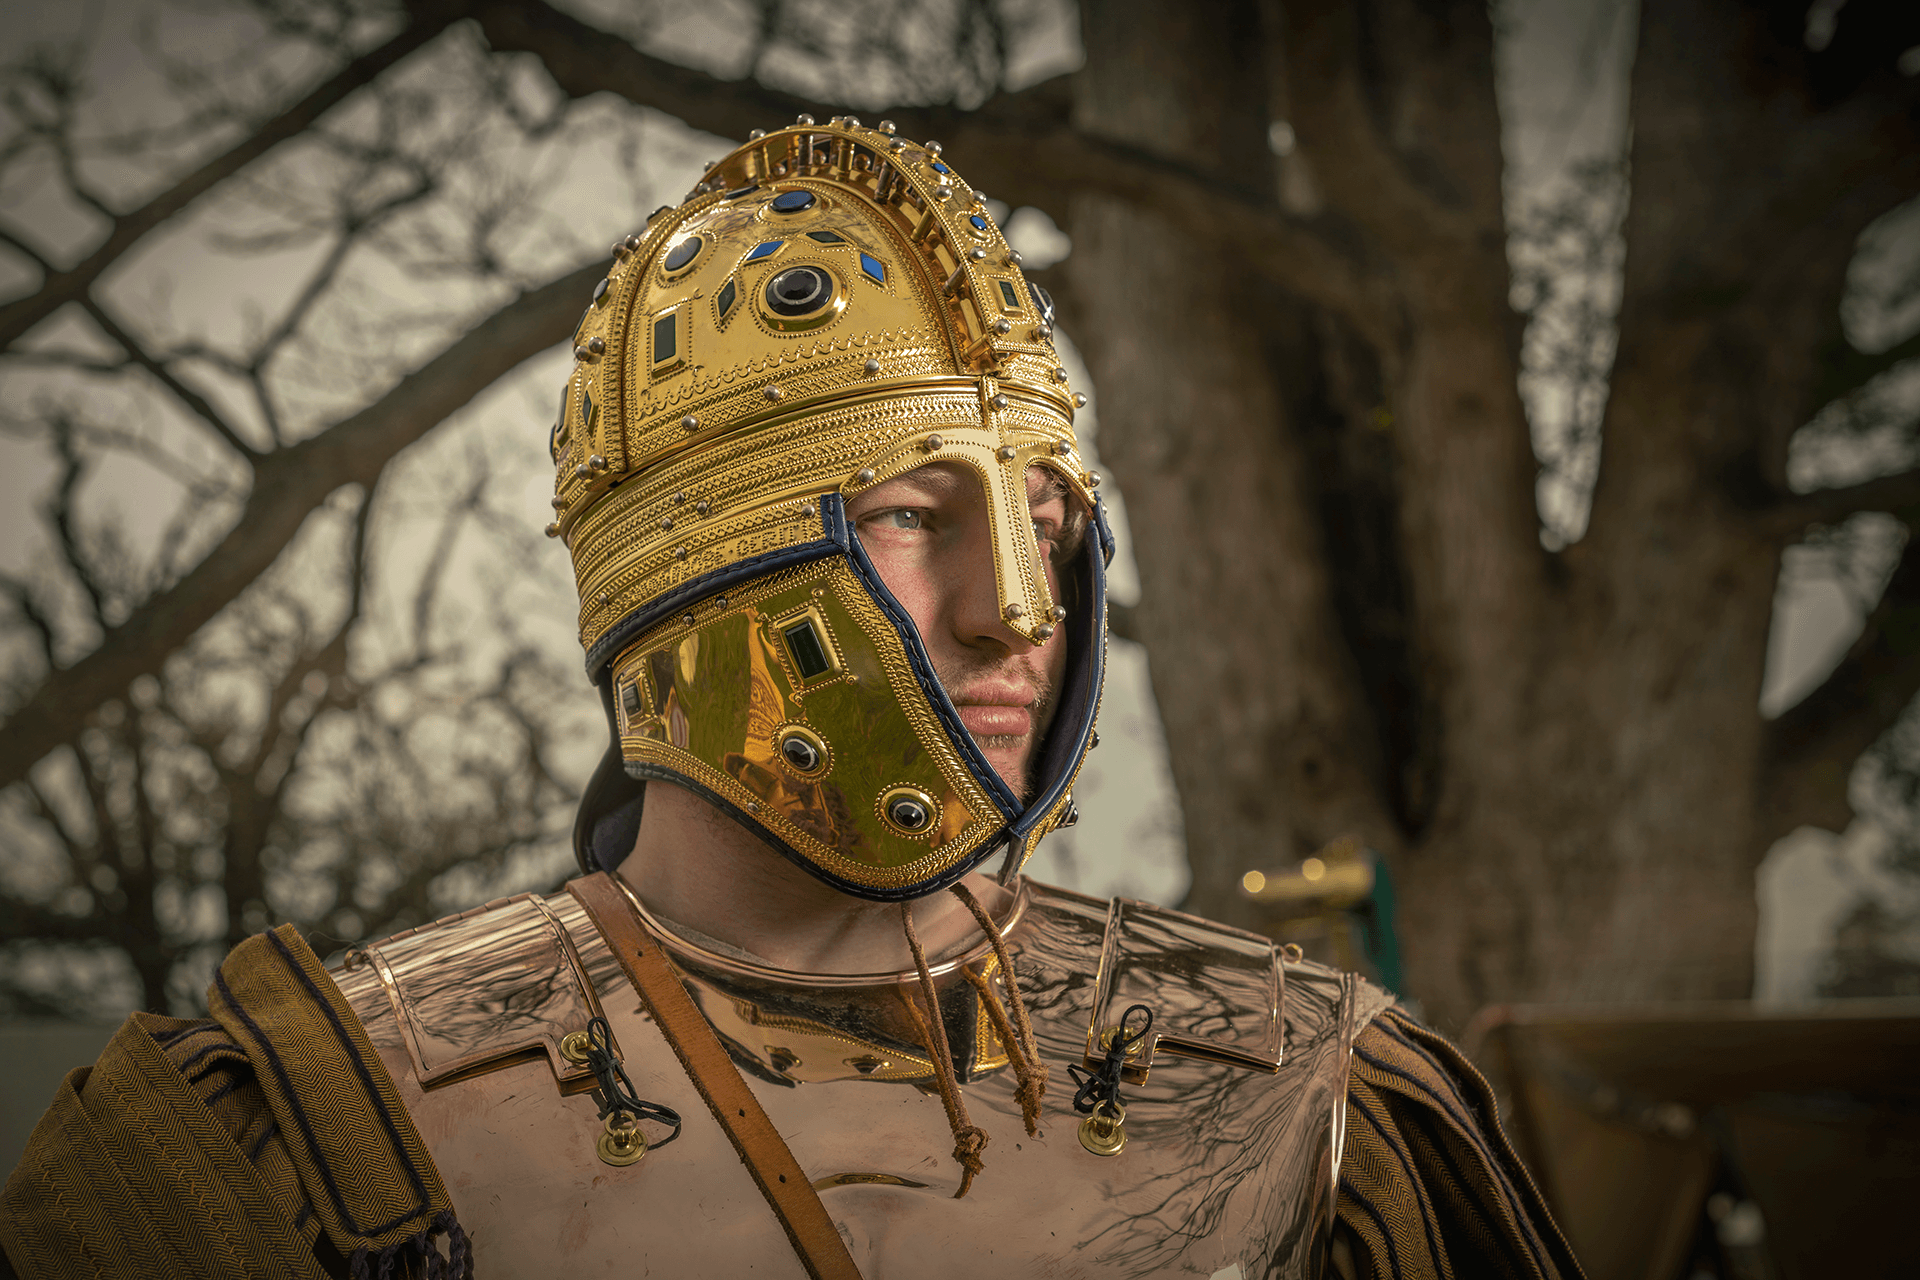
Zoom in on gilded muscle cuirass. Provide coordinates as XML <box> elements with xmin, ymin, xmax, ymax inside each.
<box><xmin>329</xmin><ymin>878</ymin><xmax>1391</xmax><ymax>1279</ymax></box>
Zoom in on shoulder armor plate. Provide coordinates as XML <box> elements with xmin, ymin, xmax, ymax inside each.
<box><xmin>355</xmin><ymin>892</ymin><xmax>610</xmax><ymax>1091</ymax></box>
<box><xmin>1081</xmin><ymin>895</ymin><xmax>1284</xmax><ymax>1083</ymax></box>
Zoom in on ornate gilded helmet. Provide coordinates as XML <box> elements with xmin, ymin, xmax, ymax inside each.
<box><xmin>558</xmin><ymin>116</ymin><xmax>1111</xmax><ymax>900</ymax></box>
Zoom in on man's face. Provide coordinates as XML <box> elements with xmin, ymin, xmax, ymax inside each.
<box><xmin>846</xmin><ymin>463</ymin><xmax>1077</xmax><ymax>801</ymax></box>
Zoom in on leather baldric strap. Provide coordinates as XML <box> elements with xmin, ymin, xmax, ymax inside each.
<box><xmin>567</xmin><ymin>872</ymin><xmax>864</xmax><ymax>1280</ymax></box>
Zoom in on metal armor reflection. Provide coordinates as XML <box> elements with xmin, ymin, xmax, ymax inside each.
<box><xmin>331</xmin><ymin>878</ymin><xmax>1392</xmax><ymax>1278</ymax></box>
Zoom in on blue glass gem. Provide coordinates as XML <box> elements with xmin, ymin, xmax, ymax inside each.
<box><xmin>806</xmin><ymin>230</ymin><xmax>845</xmax><ymax>243</ymax></box>
<box><xmin>770</xmin><ymin>190</ymin><xmax>816</xmax><ymax>212</ymax></box>
<box><xmin>859</xmin><ymin>253</ymin><xmax>886</xmax><ymax>285</ymax></box>
<box><xmin>931</xmin><ymin>161</ymin><xmax>951</xmax><ymax>174</ymax></box>
<box><xmin>653</xmin><ymin>314</ymin><xmax>676</xmax><ymax>363</ymax></box>
<box><xmin>744</xmin><ymin>240</ymin><xmax>784</xmax><ymax>261</ymax></box>
<box><xmin>969</xmin><ymin>215</ymin><xmax>989</xmax><ymax>232</ymax></box>
<box><xmin>592</xmin><ymin>277</ymin><xmax>609</xmax><ymax>305</ymax></box>
<box><xmin>1029</xmin><ymin>281</ymin><xmax>1056</xmax><ymax>326</ymax></box>
<box><xmin>663</xmin><ymin>236</ymin><xmax>702</xmax><ymax>272</ymax></box>
<box><xmin>716</xmin><ymin>277</ymin><xmax>737</xmax><ymax>318</ymax></box>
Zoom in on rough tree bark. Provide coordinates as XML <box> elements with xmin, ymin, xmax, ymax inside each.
<box><xmin>1068</xmin><ymin>0</ymin><xmax>1920</xmax><ymax>1027</ymax></box>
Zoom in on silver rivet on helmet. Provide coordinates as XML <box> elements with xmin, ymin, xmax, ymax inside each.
<box><xmin>935</xmin><ymin>184</ymin><xmax>953</xmax><ymax>200</ymax></box>
<box><xmin>682</xmin><ymin>612</ymin><xmax>697</xmax><ymax>625</ymax></box>
<box><xmin>659</xmin><ymin>515</ymin><xmax>674</xmax><ymax>531</ymax></box>
<box><xmin>993</xmin><ymin>318</ymin><xmax>1012</xmax><ymax>334</ymax></box>
<box><xmin>801</xmin><ymin>501</ymin><xmax>817</xmax><ymax>518</ymax></box>
<box><xmin>889</xmin><ymin>137</ymin><xmax>907</xmax><ymax>152</ymax></box>
<box><xmin>749</xmin><ymin>128</ymin><xmax>766</xmax><ymax>140</ymax></box>
<box><xmin>672</xmin><ymin>491</ymin><xmax>686</xmax><ymax>505</ymax></box>
<box><xmin>682</xmin><ymin>415</ymin><xmax>699</xmax><ymax>432</ymax></box>
<box><xmin>574</xmin><ymin>346</ymin><xmax>590</xmax><ymax>361</ymax></box>
<box><xmin>997</xmin><ymin>445</ymin><xmax>1016</xmax><ymax>460</ymax></box>
<box><xmin>968</xmin><ymin>247</ymin><xmax>987</xmax><ymax>261</ymax></box>
<box><xmin>694</xmin><ymin>500</ymin><xmax>710</xmax><ymax>515</ymax></box>
<box><xmin>1051</xmin><ymin>605</ymin><xmax>1068</xmax><ymax>621</ymax></box>
<box><xmin>1033</xmin><ymin>623</ymin><xmax>1055</xmax><ymax>641</ymax></box>
<box><xmin>574</xmin><ymin>463</ymin><xmax>593</xmax><ymax>478</ymax></box>
<box><xmin>1086</xmin><ymin>471</ymin><xmax>1102</xmax><ymax>487</ymax></box>
<box><xmin>765</xmin><ymin>385</ymin><xmax>783</xmax><ymax>402</ymax></box>
<box><xmin>598</xmin><ymin>592</ymin><xmax>611</xmax><ymax>606</ymax></box>
<box><xmin>844</xmin><ymin>116</ymin><xmax>862</xmax><ymax>128</ymax></box>
<box><xmin>1007</xmin><ymin>249</ymin><xmax>1024</xmax><ymax>266</ymax></box>
<box><xmin>1052</xmin><ymin>440</ymin><xmax>1072</xmax><ymax>456</ymax></box>
<box><xmin>923</xmin><ymin>433</ymin><xmax>943</xmax><ymax>451</ymax></box>
<box><xmin>674</xmin><ymin>546</ymin><xmax>688</xmax><ymax>560</ymax></box>
<box><xmin>878</xmin><ymin>119</ymin><xmax>897</xmax><ymax>135</ymax></box>
<box><xmin>864</xmin><ymin>358</ymin><xmax>881</xmax><ymax>375</ymax></box>
<box><xmin>1005</xmin><ymin>602</ymin><xmax>1025</xmax><ymax>619</ymax></box>
<box><xmin>797</xmin><ymin>113</ymin><xmax>815</xmax><ymax>125</ymax></box>
<box><xmin>625</xmin><ymin>234</ymin><xmax>642</xmax><ymax>251</ymax></box>
<box><xmin>588</xmin><ymin>336</ymin><xmax>605</xmax><ymax>354</ymax></box>
<box><xmin>855</xmin><ymin>468</ymin><xmax>876</xmax><ymax>484</ymax></box>
<box><xmin>544</xmin><ymin>522</ymin><xmax>560</xmax><ymax>537</ymax></box>
<box><xmin>991</xmin><ymin>393</ymin><xmax>1009</xmax><ymax>410</ymax></box>
<box><xmin>1072</xmin><ymin>392</ymin><xmax>1088</xmax><ymax>408</ymax></box>
<box><xmin>926</xmin><ymin>141</ymin><xmax>943</xmax><ymax>155</ymax></box>
<box><xmin>550</xmin><ymin>495</ymin><xmax>566</xmax><ymax>509</ymax></box>
<box><xmin>1053</xmin><ymin>367</ymin><xmax>1069</xmax><ymax>383</ymax></box>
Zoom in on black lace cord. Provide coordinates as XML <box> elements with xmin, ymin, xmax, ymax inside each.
<box><xmin>1068</xmin><ymin>1003</ymin><xmax>1152</xmax><ymax>1116</ymax></box>
<box><xmin>585</xmin><ymin>1015</ymin><xmax>682</xmax><ymax>1148</ymax></box>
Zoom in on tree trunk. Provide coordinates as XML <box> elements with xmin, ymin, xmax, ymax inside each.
<box><xmin>1072</xmin><ymin>0</ymin><xmax>1920</xmax><ymax>1029</ymax></box>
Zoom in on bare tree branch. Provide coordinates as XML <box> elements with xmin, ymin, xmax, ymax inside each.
<box><xmin>0</xmin><ymin>258</ymin><xmax>605</xmax><ymax>790</ymax></box>
<box><xmin>1763</xmin><ymin>465</ymin><xmax>1920</xmax><ymax>534</ymax></box>
<box><xmin>0</xmin><ymin>5</ymin><xmax>459</xmax><ymax>351</ymax></box>
<box><xmin>1762</xmin><ymin>520</ymin><xmax>1920</xmax><ymax>843</ymax></box>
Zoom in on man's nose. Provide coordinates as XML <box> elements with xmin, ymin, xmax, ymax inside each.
<box><xmin>947</xmin><ymin>508</ymin><xmax>1036</xmax><ymax>654</ymax></box>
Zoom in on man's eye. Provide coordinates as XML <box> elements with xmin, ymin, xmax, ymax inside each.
<box><xmin>880</xmin><ymin>510</ymin><xmax>923</xmax><ymax>530</ymax></box>
<box><xmin>1032</xmin><ymin>518</ymin><xmax>1055</xmax><ymax>545</ymax></box>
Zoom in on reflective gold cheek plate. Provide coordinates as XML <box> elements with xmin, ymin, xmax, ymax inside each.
<box><xmin>598</xmin><ymin>1111</ymin><xmax>648</xmax><ymax>1167</ymax></box>
<box><xmin>1078</xmin><ymin>1101</ymin><xmax>1127</xmax><ymax>1157</ymax></box>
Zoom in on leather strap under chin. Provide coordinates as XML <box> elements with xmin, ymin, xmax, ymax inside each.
<box><xmin>566</xmin><ymin>872</ymin><xmax>865</xmax><ymax>1280</ymax></box>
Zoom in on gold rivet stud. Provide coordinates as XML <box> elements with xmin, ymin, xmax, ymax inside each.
<box><xmin>597</xmin><ymin>1112</ymin><xmax>647</xmax><ymax>1168</ymax></box>
<box><xmin>560</xmin><ymin>1030</ymin><xmax>594</xmax><ymax>1065</ymax></box>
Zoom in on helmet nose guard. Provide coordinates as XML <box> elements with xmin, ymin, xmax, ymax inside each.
<box><xmin>559</xmin><ymin>120</ymin><xmax>1107</xmax><ymax>899</ymax></box>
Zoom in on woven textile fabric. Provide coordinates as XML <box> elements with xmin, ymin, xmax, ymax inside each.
<box><xmin>1333</xmin><ymin>1009</ymin><xmax>1585</xmax><ymax>1280</ymax></box>
<box><xmin>0</xmin><ymin>925</ymin><xmax>466</xmax><ymax>1280</ymax></box>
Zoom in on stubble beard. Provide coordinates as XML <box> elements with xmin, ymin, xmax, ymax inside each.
<box><xmin>938</xmin><ymin>654</ymin><xmax>1058</xmax><ymax>805</ymax></box>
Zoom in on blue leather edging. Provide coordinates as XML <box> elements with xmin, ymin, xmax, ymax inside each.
<box><xmin>582</xmin><ymin>499</ymin><xmax>851</xmax><ymax>682</ymax></box>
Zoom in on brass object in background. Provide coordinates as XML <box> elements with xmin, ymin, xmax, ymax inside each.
<box><xmin>1077</xmin><ymin>1101</ymin><xmax>1127</xmax><ymax>1157</ymax></box>
<box><xmin>596</xmin><ymin>1111</ymin><xmax>647</xmax><ymax>1167</ymax></box>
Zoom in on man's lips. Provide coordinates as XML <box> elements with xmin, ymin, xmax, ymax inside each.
<box><xmin>952</xmin><ymin>680</ymin><xmax>1038</xmax><ymax>738</ymax></box>
<box><xmin>955</xmin><ymin>703</ymin><xmax>1033</xmax><ymax>737</ymax></box>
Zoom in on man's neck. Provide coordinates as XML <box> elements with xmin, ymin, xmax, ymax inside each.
<box><xmin>618</xmin><ymin>781</ymin><xmax>1005</xmax><ymax>974</ymax></box>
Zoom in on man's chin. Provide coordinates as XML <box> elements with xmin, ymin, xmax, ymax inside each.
<box><xmin>971</xmin><ymin>734</ymin><xmax>1036</xmax><ymax>804</ymax></box>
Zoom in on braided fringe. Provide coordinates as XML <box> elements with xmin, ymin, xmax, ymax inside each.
<box><xmin>900</xmin><ymin>900</ymin><xmax>989</xmax><ymax>1198</ymax></box>
<box><xmin>949</xmin><ymin>882</ymin><xmax>1049</xmax><ymax>1137</ymax></box>
<box><xmin>348</xmin><ymin>1210</ymin><xmax>472</xmax><ymax>1280</ymax></box>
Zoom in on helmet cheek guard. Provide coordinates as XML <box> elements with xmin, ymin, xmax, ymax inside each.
<box><xmin>560</xmin><ymin>121</ymin><xmax>1107</xmax><ymax>900</ymax></box>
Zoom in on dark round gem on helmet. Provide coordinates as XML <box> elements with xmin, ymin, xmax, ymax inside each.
<box><xmin>1029</xmin><ymin>281</ymin><xmax>1056</xmax><ymax>325</ymax></box>
<box><xmin>887</xmin><ymin>796</ymin><xmax>930</xmax><ymax>832</ymax></box>
<box><xmin>766</xmin><ymin>266</ymin><xmax>833</xmax><ymax>315</ymax></box>
<box><xmin>780</xmin><ymin>735</ymin><xmax>821</xmax><ymax>772</ymax></box>
<box><xmin>664</xmin><ymin>236</ymin><xmax>703</xmax><ymax>271</ymax></box>
<box><xmin>770</xmin><ymin>190</ymin><xmax>817</xmax><ymax>213</ymax></box>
